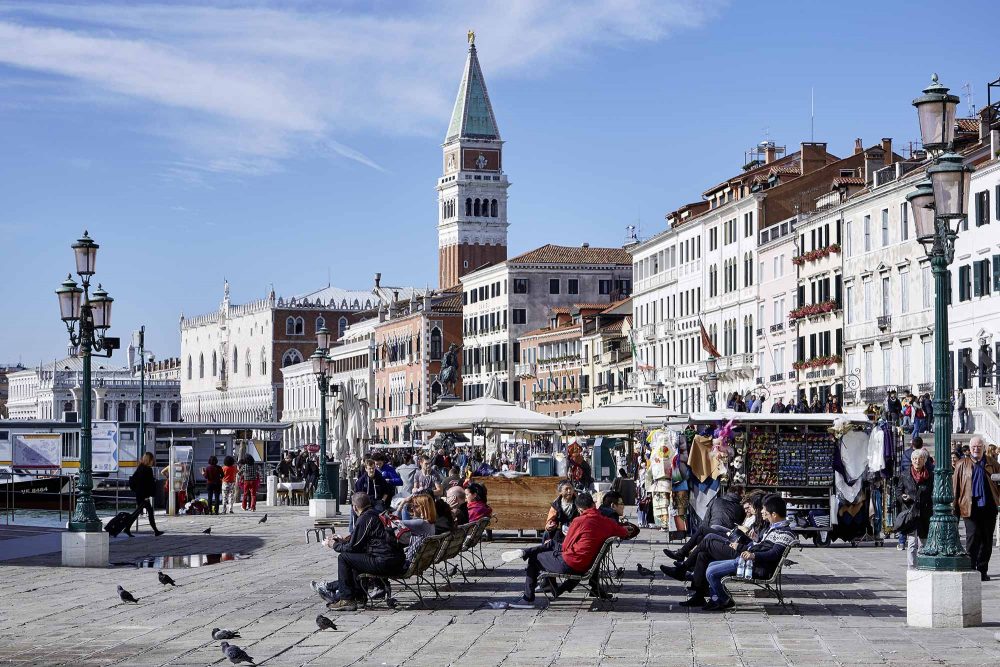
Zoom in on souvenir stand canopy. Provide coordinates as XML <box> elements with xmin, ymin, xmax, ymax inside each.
<box><xmin>684</xmin><ymin>412</ymin><xmax>874</xmax><ymax>547</ymax></box>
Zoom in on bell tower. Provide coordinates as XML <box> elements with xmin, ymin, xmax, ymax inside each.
<box><xmin>437</xmin><ymin>32</ymin><xmax>509</xmax><ymax>288</ymax></box>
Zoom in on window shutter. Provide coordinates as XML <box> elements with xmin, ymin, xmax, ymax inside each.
<box><xmin>798</xmin><ymin>336</ymin><xmax>805</xmax><ymax>362</ymax></box>
<box><xmin>993</xmin><ymin>255</ymin><xmax>1000</xmax><ymax>292</ymax></box>
<box><xmin>835</xmin><ymin>275</ymin><xmax>843</xmax><ymax>307</ymax></box>
<box><xmin>985</xmin><ymin>190</ymin><xmax>991</xmax><ymax>226</ymax></box>
<box><xmin>836</xmin><ymin>329</ymin><xmax>843</xmax><ymax>356</ymax></box>
<box><xmin>974</xmin><ymin>262</ymin><xmax>982</xmax><ymax>297</ymax></box>
<box><xmin>996</xmin><ymin>184</ymin><xmax>1000</xmax><ymax>220</ymax></box>
<box><xmin>797</xmin><ymin>285</ymin><xmax>805</xmax><ymax>307</ymax></box>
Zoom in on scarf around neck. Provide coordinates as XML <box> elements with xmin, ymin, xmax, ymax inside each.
<box><xmin>911</xmin><ymin>465</ymin><xmax>930</xmax><ymax>484</ymax></box>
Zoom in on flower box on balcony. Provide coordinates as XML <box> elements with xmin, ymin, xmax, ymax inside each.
<box><xmin>788</xmin><ymin>300</ymin><xmax>839</xmax><ymax>322</ymax></box>
<box><xmin>792</xmin><ymin>354</ymin><xmax>843</xmax><ymax>371</ymax></box>
<box><xmin>791</xmin><ymin>243</ymin><xmax>841</xmax><ymax>266</ymax></box>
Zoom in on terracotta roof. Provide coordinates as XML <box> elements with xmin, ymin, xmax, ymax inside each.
<box><xmin>432</xmin><ymin>293</ymin><xmax>463</xmax><ymax>312</ymax></box>
<box><xmin>769</xmin><ymin>165</ymin><xmax>800</xmax><ymax>177</ymax></box>
<box><xmin>550</xmin><ymin>306</ymin><xmax>572</xmax><ymax>315</ymax></box>
<box><xmin>956</xmin><ymin>118</ymin><xmax>980</xmax><ymax>134</ymax></box>
<box><xmin>601</xmin><ymin>297</ymin><xmax>631</xmax><ymax>314</ymax></box>
<box><xmin>508</xmin><ymin>244</ymin><xmax>631</xmax><ymax>265</ymax></box>
<box><xmin>519</xmin><ymin>322</ymin><xmax>581</xmax><ymax>338</ymax></box>
<box><xmin>702</xmin><ymin>151</ymin><xmax>802</xmax><ymax>197</ymax></box>
<box><xmin>572</xmin><ymin>302</ymin><xmax>615</xmax><ymax>310</ymax></box>
<box><xmin>599</xmin><ymin>319</ymin><xmax>626</xmax><ymax>334</ymax></box>
<box><xmin>833</xmin><ymin>176</ymin><xmax>865</xmax><ymax>187</ymax></box>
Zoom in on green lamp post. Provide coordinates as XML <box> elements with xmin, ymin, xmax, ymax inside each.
<box><xmin>55</xmin><ymin>231</ymin><xmax>119</xmax><ymax>533</ymax></box>
<box><xmin>908</xmin><ymin>75</ymin><xmax>974</xmax><ymax>571</ymax></box>
<box><xmin>705</xmin><ymin>355</ymin><xmax>719</xmax><ymax>411</ymax></box>
<box><xmin>311</xmin><ymin>328</ymin><xmax>334</xmax><ymax>501</ymax></box>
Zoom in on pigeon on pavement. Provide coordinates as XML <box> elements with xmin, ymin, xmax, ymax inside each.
<box><xmin>220</xmin><ymin>641</ymin><xmax>256</xmax><ymax>665</ymax></box>
<box><xmin>315</xmin><ymin>615</ymin><xmax>337</xmax><ymax>631</ymax></box>
<box><xmin>117</xmin><ymin>585</ymin><xmax>139</xmax><ymax>604</ymax></box>
<box><xmin>157</xmin><ymin>571</ymin><xmax>176</xmax><ymax>586</ymax></box>
<box><xmin>636</xmin><ymin>564</ymin><xmax>655</xmax><ymax>578</ymax></box>
<box><xmin>258</xmin><ymin>513</ymin><xmax>267</xmax><ymax>524</ymax></box>
<box><xmin>212</xmin><ymin>628</ymin><xmax>241</xmax><ymax>640</ymax></box>
<box><xmin>202</xmin><ymin>527</ymin><xmax>212</xmax><ymax>534</ymax></box>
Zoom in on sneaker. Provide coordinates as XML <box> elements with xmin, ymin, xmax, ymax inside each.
<box><xmin>317</xmin><ymin>587</ymin><xmax>339</xmax><ymax>604</ymax></box>
<box><xmin>368</xmin><ymin>587</ymin><xmax>387</xmax><ymax>601</ymax></box>
<box><xmin>501</xmin><ymin>549</ymin><xmax>525</xmax><ymax>563</ymax></box>
<box><xmin>326</xmin><ymin>599</ymin><xmax>356</xmax><ymax>612</ymax></box>
<box><xmin>507</xmin><ymin>597</ymin><xmax>536</xmax><ymax>609</ymax></box>
<box><xmin>896</xmin><ymin>543</ymin><xmax>905</xmax><ymax>551</ymax></box>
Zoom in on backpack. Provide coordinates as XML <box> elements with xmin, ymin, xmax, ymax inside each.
<box><xmin>378</xmin><ymin>511</ymin><xmax>412</xmax><ymax>547</ymax></box>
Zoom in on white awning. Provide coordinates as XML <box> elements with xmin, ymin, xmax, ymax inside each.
<box><xmin>411</xmin><ymin>397</ymin><xmax>560</xmax><ymax>433</ymax></box>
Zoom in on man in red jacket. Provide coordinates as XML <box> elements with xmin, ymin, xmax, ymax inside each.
<box><xmin>506</xmin><ymin>493</ymin><xmax>631</xmax><ymax>608</ymax></box>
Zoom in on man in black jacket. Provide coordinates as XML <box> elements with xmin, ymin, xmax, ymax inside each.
<box><xmin>321</xmin><ymin>493</ymin><xmax>405</xmax><ymax>611</ymax></box>
<box><xmin>662</xmin><ymin>489</ymin><xmax>744</xmax><ymax>562</ymax></box>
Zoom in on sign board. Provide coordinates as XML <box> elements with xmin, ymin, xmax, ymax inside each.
<box><xmin>305</xmin><ymin>443</ymin><xmax>320</xmax><ymax>454</ymax></box>
<box><xmin>92</xmin><ymin>421</ymin><xmax>120</xmax><ymax>472</ymax></box>
<box><xmin>12</xmin><ymin>433</ymin><xmax>62</xmax><ymax>469</ymax></box>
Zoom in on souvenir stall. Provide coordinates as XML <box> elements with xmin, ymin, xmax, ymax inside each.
<box><xmin>682</xmin><ymin>412</ymin><xmax>880</xmax><ymax>547</ymax></box>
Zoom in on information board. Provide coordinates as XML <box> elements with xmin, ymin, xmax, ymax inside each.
<box><xmin>92</xmin><ymin>421</ymin><xmax>119</xmax><ymax>472</ymax></box>
<box><xmin>12</xmin><ymin>433</ymin><xmax>62</xmax><ymax>469</ymax></box>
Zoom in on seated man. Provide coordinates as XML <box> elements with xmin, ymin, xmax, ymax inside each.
<box><xmin>317</xmin><ymin>492</ymin><xmax>405</xmax><ymax>611</ymax></box>
<box><xmin>504</xmin><ymin>493</ymin><xmax>636</xmax><ymax>608</ymax></box>
<box><xmin>662</xmin><ymin>488</ymin><xmax>745</xmax><ymax>561</ymax></box>
<box><xmin>701</xmin><ymin>494</ymin><xmax>796</xmax><ymax>611</ymax></box>
<box><xmin>662</xmin><ymin>491</ymin><xmax>763</xmax><ymax>580</ymax></box>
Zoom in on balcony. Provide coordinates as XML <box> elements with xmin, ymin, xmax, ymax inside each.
<box><xmin>638</xmin><ymin>323</ymin><xmax>655</xmax><ymax>341</ymax></box>
<box><xmin>769</xmin><ymin>373</ymin><xmax>785</xmax><ymax>383</ymax></box>
<box><xmin>756</xmin><ymin>376</ymin><xmax>764</xmax><ymax>385</ymax></box>
<box><xmin>877</xmin><ymin>315</ymin><xmax>892</xmax><ymax>331</ymax></box>
<box><xmin>514</xmin><ymin>363</ymin><xmax>536</xmax><ymax>378</ymax></box>
<box><xmin>770</xmin><ymin>322</ymin><xmax>784</xmax><ymax>334</ymax></box>
<box><xmin>860</xmin><ymin>385</ymin><xmax>892</xmax><ymax>404</ymax></box>
<box><xmin>656</xmin><ymin>320</ymin><xmax>676</xmax><ymax>338</ymax></box>
<box><xmin>788</xmin><ymin>371</ymin><xmax>796</xmax><ymax>379</ymax></box>
<box><xmin>918</xmin><ymin>382</ymin><xmax>934</xmax><ymax>393</ymax></box>
<box><xmin>756</xmin><ymin>327</ymin><xmax>764</xmax><ymax>338</ymax></box>
<box><xmin>657</xmin><ymin>367</ymin><xmax>676</xmax><ymax>383</ymax></box>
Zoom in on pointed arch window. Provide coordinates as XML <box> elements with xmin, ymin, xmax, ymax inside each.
<box><xmin>282</xmin><ymin>349</ymin><xmax>304</xmax><ymax>367</ymax></box>
<box><xmin>260</xmin><ymin>348</ymin><xmax>267</xmax><ymax>376</ymax></box>
<box><xmin>295</xmin><ymin>317</ymin><xmax>304</xmax><ymax>335</ymax></box>
<box><xmin>245</xmin><ymin>349</ymin><xmax>251</xmax><ymax>377</ymax></box>
<box><xmin>198</xmin><ymin>353</ymin><xmax>204</xmax><ymax>378</ymax></box>
<box><xmin>211</xmin><ymin>351</ymin><xmax>217</xmax><ymax>377</ymax></box>
<box><xmin>465</xmin><ymin>198</ymin><xmax>472</xmax><ymax>216</ymax></box>
<box><xmin>491</xmin><ymin>199</ymin><xmax>498</xmax><ymax>217</ymax></box>
<box><xmin>316</xmin><ymin>316</ymin><xmax>326</xmax><ymax>331</ymax></box>
<box><xmin>474</xmin><ymin>199</ymin><xmax>481</xmax><ymax>216</ymax></box>
<box><xmin>232</xmin><ymin>347</ymin><xmax>238</xmax><ymax>373</ymax></box>
<box><xmin>338</xmin><ymin>316</ymin><xmax>348</xmax><ymax>338</ymax></box>
<box><xmin>187</xmin><ymin>355</ymin><xmax>192</xmax><ymax>380</ymax></box>
<box><xmin>430</xmin><ymin>327</ymin><xmax>443</xmax><ymax>360</ymax></box>
<box><xmin>286</xmin><ymin>316</ymin><xmax>296</xmax><ymax>335</ymax></box>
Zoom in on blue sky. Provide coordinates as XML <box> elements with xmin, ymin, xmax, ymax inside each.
<box><xmin>3</xmin><ymin>0</ymin><xmax>999</xmax><ymax>365</ymax></box>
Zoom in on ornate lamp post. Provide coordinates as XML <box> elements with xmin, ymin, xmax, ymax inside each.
<box><xmin>55</xmin><ymin>231</ymin><xmax>119</xmax><ymax>565</ymax></box>
<box><xmin>309</xmin><ymin>328</ymin><xmax>339</xmax><ymax>517</ymax></box>
<box><xmin>905</xmin><ymin>75</ymin><xmax>979</xmax><ymax>628</ymax></box>
<box><xmin>705</xmin><ymin>356</ymin><xmax>719</xmax><ymax>411</ymax></box>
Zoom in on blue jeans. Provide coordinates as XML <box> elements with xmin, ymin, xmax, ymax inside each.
<box><xmin>706</xmin><ymin>557</ymin><xmax>739</xmax><ymax>602</ymax></box>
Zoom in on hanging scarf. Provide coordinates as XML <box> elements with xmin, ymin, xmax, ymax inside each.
<box><xmin>910</xmin><ymin>466</ymin><xmax>930</xmax><ymax>484</ymax></box>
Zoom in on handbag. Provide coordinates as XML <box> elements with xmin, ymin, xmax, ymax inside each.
<box><xmin>892</xmin><ymin>504</ymin><xmax>918</xmax><ymax>534</ymax></box>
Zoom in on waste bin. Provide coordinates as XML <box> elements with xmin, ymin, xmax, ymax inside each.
<box><xmin>325</xmin><ymin>461</ymin><xmax>342</xmax><ymax>509</ymax></box>
<box><xmin>529</xmin><ymin>455</ymin><xmax>555</xmax><ymax>477</ymax></box>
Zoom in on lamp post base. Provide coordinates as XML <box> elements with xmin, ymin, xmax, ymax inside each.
<box><xmin>906</xmin><ymin>568</ymin><xmax>981</xmax><ymax>628</ymax></box>
<box><xmin>309</xmin><ymin>498</ymin><xmax>339</xmax><ymax>519</ymax></box>
<box><xmin>61</xmin><ymin>530</ymin><xmax>109</xmax><ymax>568</ymax></box>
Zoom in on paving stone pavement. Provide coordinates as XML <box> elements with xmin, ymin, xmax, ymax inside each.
<box><xmin>1</xmin><ymin>506</ymin><xmax>998</xmax><ymax>667</ymax></box>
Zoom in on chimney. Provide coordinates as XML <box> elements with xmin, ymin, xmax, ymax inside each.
<box><xmin>854</xmin><ymin>138</ymin><xmax>863</xmax><ymax>155</ymax></box>
<box><xmin>799</xmin><ymin>142</ymin><xmax>827</xmax><ymax>176</ymax></box>
<box><xmin>423</xmin><ymin>291</ymin><xmax>433</xmax><ymax>312</ymax></box>
<box><xmin>881</xmin><ymin>138</ymin><xmax>893</xmax><ymax>166</ymax></box>
<box><xmin>764</xmin><ymin>144</ymin><xmax>777</xmax><ymax>164</ymax></box>
<box><xmin>581</xmin><ymin>242</ymin><xmax>590</xmax><ymax>248</ymax></box>
<box><xmin>374</xmin><ymin>272</ymin><xmax>381</xmax><ymax>289</ymax></box>
<box><xmin>409</xmin><ymin>291</ymin><xmax>418</xmax><ymax>312</ymax></box>
<box><xmin>378</xmin><ymin>303</ymin><xmax>387</xmax><ymax>322</ymax></box>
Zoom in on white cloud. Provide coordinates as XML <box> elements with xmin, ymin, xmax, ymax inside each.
<box><xmin>0</xmin><ymin>1</ymin><xmax>720</xmax><ymax>178</ymax></box>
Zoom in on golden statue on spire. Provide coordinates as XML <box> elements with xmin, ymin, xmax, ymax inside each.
<box><xmin>467</xmin><ymin>29</ymin><xmax>475</xmax><ymax>45</ymax></box>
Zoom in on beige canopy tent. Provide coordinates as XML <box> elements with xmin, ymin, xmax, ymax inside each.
<box><xmin>559</xmin><ymin>400</ymin><xmax>680</xmax><ymax>434</ymax></box>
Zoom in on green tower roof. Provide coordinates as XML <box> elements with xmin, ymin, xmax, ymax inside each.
<box><xmin>445</xmin><ymin>43</ymin><xmax>500</xmax><ymax>143</ymax></box>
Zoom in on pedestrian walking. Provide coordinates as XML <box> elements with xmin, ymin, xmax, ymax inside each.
<box><xmin>952</xmin><ymin>435</ymin><xmax>999</xmax><ymax>581</ymax></box>
<box><xmin>125</xmin><ymin>452</ymin><xmax>164</xmax><ymax>537</ymax></box>
<box><xmin>896</xmin><ymin>449</ymin><xmax>932</xmax><ymax>568</ymax></box>
<box><xmin>202</xmin><ymin>455</ymin><xmax>223</xmax><ymax>515</ymax></box>
<box><xmin>239</xmin><ymin>455</ymin><xmax>260</xmax><ymax>512</ymax></box>
<box><xmin>956</xmin><ymin>388</ymin><xmax>969</xmax><ymax>434</ymax></box>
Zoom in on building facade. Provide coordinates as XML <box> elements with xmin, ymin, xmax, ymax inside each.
<box><xmin>580</xmin><ymin>300</ymin><xmax>635</xmax><ymax>408</ymax></box>
<box><xmin>754</xmin><ymin>217</ymin><xmax>798</xmax><ymax>406</ymax></box>
<box><xmin>437</xmin><ymin>37</ymin><xmax>509</xmax><ymax>288</ymax></box>
<box><xmin>6</xmin><ymin>356</ymin><xmax>180</xmax><ymax>422</ymax></box>
<box><xmin>373</xmin><ymin>289</ymin><xmax>464</xmax><ymax>444</ymax></box>
<box><xmin>180</xmin><ymin>280</ymin><xmax>407</xmax><ymax>424</ymax></box>
<box><xmin>516</xmin><ymin>309</ymin><xmax>584</xmax><ymax>417</ymax></box>
<box><xmin>461</xmin><ymin>244</ymin><xmax>632</xmax><ymax>403</ymax></box>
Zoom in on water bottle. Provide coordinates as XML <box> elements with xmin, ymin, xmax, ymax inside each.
<box><xmin>742</xmin><ymin>557</ymin><xmax>754</xmax><ymax>579</ymax></box>
<box><xmin>736</xmin><ymin>557</ymin><xmax>747</xmax><ymax>579</ymax></box>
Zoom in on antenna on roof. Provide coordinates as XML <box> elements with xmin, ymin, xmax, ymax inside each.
<box><xmin>811</xmin><ymin>87</ymin><xmax>815</xmax><ymax>142</ymax></box>
<box><xmin>962</xmin><ymin>82</ymin><xmax>977</xmax><ymax>116</ymax></box>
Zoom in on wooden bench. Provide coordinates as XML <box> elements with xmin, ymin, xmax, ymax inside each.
<box><xmin>539</xmin><ymin>537</ymin><xmax>623</xmax><ymax>604</ymax></box>
<box><xmin>720</xmin><ymin>543</ymin><xmax>797</xmax><ymax>609</ymax></box>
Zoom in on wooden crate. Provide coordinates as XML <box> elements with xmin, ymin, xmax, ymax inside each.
<box><xmin>476</xmin><ymin>476</ymin><xmax>561</xmax><ymax>530</ymax></box>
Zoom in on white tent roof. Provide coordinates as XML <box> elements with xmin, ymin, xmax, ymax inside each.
<box><xmin>686</xmin><ymin>411</ymin><xmax>871</xmax><ymax>425</ymax></box>
<box><xmin>559</xmin><ymin>400</ymin><xmax>680</xmax><ymax>433</ymax></box>
<box><xmin>411</xmin><ymin>397</ymin><xmax>560</xmax><ymax>432</ymax></box>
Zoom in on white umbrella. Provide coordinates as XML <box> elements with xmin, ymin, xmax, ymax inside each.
<box><xmin>560</xmin><ymin>400</ymin><xmax>680</xmax><ymax>434</ymax></box>
<box><xmin>411</xmin><ymin>396</ymin><xmax>560</xmax><ymax>432</ymax></box>
<box><xmin>332</xmin><ymin>381</ymin><xmax>351</xmax><ymax>465</ymax></box>
<box><xmin>484</xmin><ymin>374</ymin><xmax>502</xmax><ymax>400</ymax></box>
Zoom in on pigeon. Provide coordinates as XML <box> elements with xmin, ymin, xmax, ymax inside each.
<box><xmin>258</xmin><ymin>514</ymin><xmax>267</xmax><ymax>524</ymax></box>
<box><xmin>315</xmin><ymin>614</ymin><xmax>337</xmax><ymax>631</ymax></box>
<box><xmin>202</xmin><ymin>527</ymin><xmax>212</xmax><ymax>534</ymax></box>
<box><xmin>212</xmin><ymin>628</ymin><xmax>241</xmax><ymax>640</ymax></box>
<box><xmin>220</xmin><ymin>641</ymin><xmax>255</xmax><ymax>665</ymax></box>
<box><xmin>117</xmin><ymin>585</ymin><xmax>139</xmax><ymax>604</ymax></box>
<box><xmin>157</xmin><ymin>571</ymin><xmax>176</xmax><ymax>587</ymax></box>
<box><xmin>636</xmin><ymin>564</ymin><xmax>656</xmax><ymax>578</ymax></box>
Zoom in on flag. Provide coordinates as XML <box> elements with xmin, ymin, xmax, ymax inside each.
<box><xmin>699</xmin><ymin>318</ymin><xmax>721</xmax><ymax>358</ymax></box>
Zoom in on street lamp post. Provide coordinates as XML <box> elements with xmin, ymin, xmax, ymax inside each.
<box><xmin>55</xmin><ymin>231</ymin><xmax>119</xmax><ymax>566</ymax></box>
<box><xmin>309</xmin><ymin>328</ymin><xmax>338</xmax><ymax>517</ymax></box>
<box><xmin>705</xmin><ymin>356</ymin><xmax>719</xmax><ymax>411</ymax></box>
<box><xmin>905</xmin><ymin>75</ymin><xmax>979</xmax><ymax>628</ymax></box>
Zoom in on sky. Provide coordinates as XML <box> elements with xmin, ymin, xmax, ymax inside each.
<box><xmin>3</xmin><ymin>0</ymin><xmax>1000</xmax><ymax>366</ymax></box>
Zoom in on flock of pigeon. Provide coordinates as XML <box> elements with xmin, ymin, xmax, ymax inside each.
<box><xmin>114</xmin><ymin>512</ymin><xmax>339</xmax><ymax>665</ymax></box>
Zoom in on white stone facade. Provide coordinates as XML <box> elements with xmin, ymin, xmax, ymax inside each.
<box><xmin>6</xmin><ymin>356</ymin><xmax>180</xmax><ymax>422</ymax></box>
<box><xmin>754</xmin><ymin>217</ymin><xmax>798</xmax><ymax>407</ymax></box>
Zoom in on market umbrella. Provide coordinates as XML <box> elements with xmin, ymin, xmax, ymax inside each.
<box><xmin>559</xmin><ymin>400</ymin><xmax>680</xmax><ymax>434</ymax></box>
<box><xmin>484</xmin><ymin>374</ymin><xmax>503</xmax><ymax>400</ymax></box>
<box><xmin>332</xmin><ymin>381</ymin><xmax>351</xmax><ymax>465</ymax></box>
<box><xmin>411</xmin><ymin>396</ymin><xmax>560</xmax><ymax>432</ymax></box>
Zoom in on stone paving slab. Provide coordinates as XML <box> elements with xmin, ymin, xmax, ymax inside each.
<box><xmin>1</xmin><ymin>506</ymin><xmax>999</xmax><ymax>666</ymax></box>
